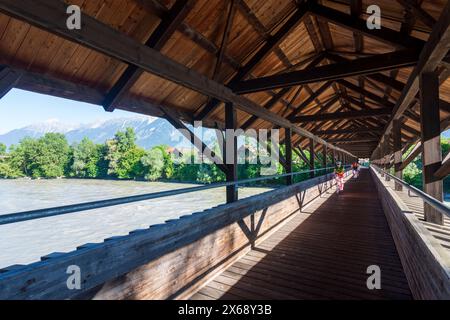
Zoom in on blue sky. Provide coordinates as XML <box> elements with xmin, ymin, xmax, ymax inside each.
<box><xmin>0</xmin><ymin>89</ymin><xmax>150</xmax><ymax>134</ymax></box>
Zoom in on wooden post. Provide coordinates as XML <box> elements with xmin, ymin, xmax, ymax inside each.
<box><xmin>385</xmin><ymin>136</ymin><xmax>391</xmax><ymax>181</ymax></box>
<box><xmin>332</xmin><ymin>149</ymin><xmax>336</xmax><ymax>166</ymax></box>
<box><xmin>393</xmin><ymin>119</ymin><xmax>403</xmax><ymax>191</ymax></box>
<box><xmin>323</xmin><ymin>144</ymin><xmax>327</xmax><ymax>170</ymax></box>
<box><xmin>225</xmin><ymin>102</ymin><xmax>238</xmax><ymax>203</ymax></box>
<box><xmin>420</xmin><ymin>72</ymin><xmax>443</xmax><ymax>225</ymax></box>
<box><xmin>380</xmin><ymin>139</ymin><xmax>385</xmax><ymax>177</ymax></box>
<box><xmin>309</xmin><ymin>138</ymin><xmax>315</xmax><ymax>178</ymax></box>
<box><xmin>285</xmin><ymin>128</ymin><xmax>293</xmax><ymax>185</ymax></box>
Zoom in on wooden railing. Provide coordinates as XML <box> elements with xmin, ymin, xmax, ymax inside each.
<box><xmin>0</xmin><ymin>169</ymin><xmax>349</xmax><ymax>300</ymax></box>
<box><xmin>370</xmin><ymin>166</ymin><xmax>450</xmax><ymax>299</ymax></box>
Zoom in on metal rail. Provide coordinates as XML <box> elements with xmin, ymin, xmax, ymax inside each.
<box><xmin>371</xmin><ymin>165</ymin><xmax>450</xmax><ymax>219</ymax></box>
<box><xmin>0</xmin><ymin>166</ymin><xmax>348</xmax><ymax>226</ymax></box>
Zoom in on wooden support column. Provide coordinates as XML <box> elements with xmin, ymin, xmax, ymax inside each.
<box><xmin>393</xmin><ymin>120</ymin><xmax>403</xmax><ymax>191</ymax></box>
<box><xmin>385</xmin><ymin>136</ymin><xmax>391</xmax><ymax>181</ymax></box>
<box><xmin>380</xmin><ymin>140</ymin><xmax>385</xmax><ymax>177</ymax></box>
<box><xmin>420</xmin><ymin>72</ymin><xmax>443</xmax><ymax>225</ymax></box>
<box><xmin>285</xmin><ymin>128</ymin><xmax>293</xmax><ymax>185</ymax></box>
<box><xmin>309</xmin><ymin>138</ymin><xmax>315</xmax><ymax>178</ymax></box>
<box><xmin>225</xmin><ymin>102</ymin><xmax>238</xmax><ymax>203</ymax></box>
<box><xmin>323</xmin><ymin>144</ymin><xmax>327</xmax><ymax>169</ymax></box>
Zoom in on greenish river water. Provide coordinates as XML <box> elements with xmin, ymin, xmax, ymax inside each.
<box><xmin>0</xmin><ymin>179</ymin><xmax>271</xmax><ymax>269</ymax></box>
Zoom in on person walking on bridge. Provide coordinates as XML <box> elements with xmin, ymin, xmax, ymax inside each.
<box><xmin>334</xmin><ymin>161</ymin><xmax>345</xmax><ymax>194</ymax></box>
<box><xmin>352</xmin><ymin>161</ymin><xmax>360</xmax><ymax>178</ymax></box>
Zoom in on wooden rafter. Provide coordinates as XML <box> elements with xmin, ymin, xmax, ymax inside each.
<box><xmin>102</xmin><ymin>0</ymin><xmax>195</xmax><ymax>112</ymax></box>
<box><xmin>0</xmin><ymin>66</ymin><xmax>22</xmax><ymax>99</ymax></box>
<box><xmin>234</xmin><ymin>50</ymin><xmax>419</xmax><ymax>94</ymax></box>
<box><xmin>194</xmin><ymin>2</ymin><xmax>310</xmax><ymax>120</ymax></box>
<box><xmin>309</xmin><ymin>2</ymin><xmax>425</xmax><ymax>49</ymax></box>
<box><xmin>160</xmin><ymin>106</ymin><xmax>228</xmax><ymax>175</ymax></box>
<box><xmin>212</xmin><ymin>0</ymin><xmax>236</xmax><ymax>81</ymax></box>
<box><xmin>293</xmin><ymin>108</ymin><xmax>391</xmax><ymax>123</ymax></box>
<box><xmin>0</xmin><ymin>0</ymin><xmax>356</xmax><ymax>157</ymax></box>
<box><xmin>372</xmin><ymin>0</ymin><xmax>450</xmax><ymax>159</ymax></box>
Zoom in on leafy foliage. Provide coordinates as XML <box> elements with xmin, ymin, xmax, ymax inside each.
<box><xmin>401</xmin><ymin>138</ymin><xmax>450</xmax><ymax>193</ymax></box>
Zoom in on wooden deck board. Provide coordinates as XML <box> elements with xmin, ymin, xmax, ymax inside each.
<box><xmin>191</xmin><ymin>169</ymin><xmax>413</xmax><ymax>300</ymax></box>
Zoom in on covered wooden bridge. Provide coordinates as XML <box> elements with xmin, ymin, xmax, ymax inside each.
<box><xmin>0</xmin><ymin>0</ymin><xmax>450</xmax><ymax>299</ymax></box>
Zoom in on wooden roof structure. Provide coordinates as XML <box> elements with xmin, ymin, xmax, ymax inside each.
<box><xmin>0</xmin><ymin>0</ymin><xmax>450</xmax><ymax>158</ymax></box>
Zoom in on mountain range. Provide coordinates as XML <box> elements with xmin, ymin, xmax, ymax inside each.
<box><xmin>0</xmin><ymin>117</ymin><xmax>215</xmax><ymax>150</ymax></box>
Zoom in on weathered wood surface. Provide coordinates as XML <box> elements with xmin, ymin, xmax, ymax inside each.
<box><xmin>0</xmin><ymin>173</ymin><xmax>339</xmax><ymax>300</ymax></box>
<box><xmin>191</xmin><ymin>169</ymin><xmax>412</xmax><ymax>300</ymax></box>
<box><xmin>371</xmin><ymin>168</ymin><xmax>450</xmax><ymax>299</ymax></box>
<box><xmin>0</xmin><ymin>0</ymin><xmax>353</xmax><ymax>158</ymax></box>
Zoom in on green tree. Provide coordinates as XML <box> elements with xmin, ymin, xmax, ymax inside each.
<box><xmin>141</xmin><ymin>148</ymin><xmax>165</xmax><ymax>181</ymax></box>
<box><xmin>0</xmin><ymin>162</ymin><xmax>22</xmax><ymax>178</ymax></box>
<box><xmin>0</xmin><ymin>143</ymin><xmax>6</xmax><ymax>156</ymax></box>
<box><xmin>70</xmin><ymin>138</ymin><xmax>104</xmax><ymax>178</ymax></box>
<box><xmin>116</xmin><ymin>146</ymin><xmax>146</xmax><ymax>179</ymax></box>
<box><xmin>104</xmin><ymin>127</ymin><xmax>139</xmax><ymax>178</ymax></box>
<box><xmin>35</xmin><ymin>133</ymin><xmax>70</xmax><ymax>178</ymax></box>
<box><xmin>8</xmin><ymin>137</ymin><xmax>40</xmax><ymax>177</ymax></box>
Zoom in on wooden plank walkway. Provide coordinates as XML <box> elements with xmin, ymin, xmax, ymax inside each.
<box><xmin>190</xmin><ymin>169</ymin><xmax>412</xmax><ymax>300</ymax></box>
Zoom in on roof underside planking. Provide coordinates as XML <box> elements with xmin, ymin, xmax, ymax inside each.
<box><xmin>0</xmin><ymin>0</ymin><xmax>449</xmax><ymax>159</ymax></box>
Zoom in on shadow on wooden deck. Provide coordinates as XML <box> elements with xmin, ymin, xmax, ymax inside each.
<box><xmin>191</xmin><ymin>169</ymin><xmax>412</xmax><ymax>300</ymax></box>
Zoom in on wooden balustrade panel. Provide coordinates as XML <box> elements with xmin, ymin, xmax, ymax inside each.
<box><xmin>0</xmin><ymin>173</ymin><xmax>337</xmax><ymax>300</ymax></box>
<box><xmin>92</xmin><ymin>174</ymin><xmax>336</xmax><ymax>300</ymax></box>
<box><xmin>371</xmin><ymin>168</ymin><xmax>450</xmax><ymax>299</ymax></box>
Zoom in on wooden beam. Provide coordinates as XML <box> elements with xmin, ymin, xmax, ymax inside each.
<box><xmin>0</xmin><ymin>66</ymin><xmax>22</xmax><ymax>99</ymax></box>
<box><xmin>309</xmin><ymin>2</ymin><xmax>425</xmax><ymax>49</ymax></box>
<box><xmin>331</xmin><ymin>139</ymin><xmax>380</xmax><ymax>144</ymax></box>
<box><xmin>234</xmin><ymin>50</ymin><xmax>419</xmax><ymax>94</ymax></box>
<box><xmin>293</xmin><ymin>108</ymin><xmax>391</xmax><ymax>123</ymax></box>
<box><xmin>399</xmin><ymin>143</ymin><xmax>422</xmax><ymax>170</ymax></box>
<box><xmin>434</xmin><ymin>153</ymin><xmax>450</xmax><ymax>179</ymax></box>
<box><xmin>0</xmin><ymin>0</ymin><xmax>355</xmax><ymax>158</ymax></box>
<box><xmin>285</xmin><ymin>128</ymin><xmax>292</xmax><ymax>185</ymax></box>
<box><xmin>396</xmin><ymin>0</ymin><xmax>436</xmax><ymax>29</ymax></box>
<box><xmin>242</xmin><ymin>54</ymin><xmax>326</xmax><ymax>129</ymax></box>
<box><xmin>372</xmin><ymin>1</ymin><xmax>450</xmax><ymax>159</ymax></box>
<box><xmin>293</xmin><ymin>147</ymin><xmax>309</xmax><ymax>164</ymax></box>
<box><xmin>177</xmin><ymin>23</ymin><xmax>240</xmax><ymax>70</ymax></box>
<box><xmin>393</xmin><ymin>119</ymin><xmax>403</xmax><ymax>190</ymax></box>
<box><xmin>212</xmin><ymin>0</ymin><xmax>236</xmax><ymax>81</ymax></box>
<box><xmin>309</xmin><ymin>138</ymin><xmax>315</xmax><ymax>178</ymax></box>
<box><xmin>420</xmin><ymin>71</ymin><xmax>443</xmax><ymax>224</ymax></box>
<box><xmin>225</xmin><ymin>102</ymin><xmax>238</xmax><ymax>203</ymax></box>
<box><xmin>160</xmin><ymin>106</ymin><xmax>229</xmax><ymax>175</ymax></box>
<box><xmin>102</xmin><ymin>0</ymin><xmax>194</xmax><ymax>111</ymax></box>
<box><xmin>314</xmin><ymin>128</ymin><xmax>382</xmax><ymax>136</ymax></box>
<box><xmin>194</xmin><ymin>3</ymin><xmax>309</xmax><ymax>120</ymax></box>
<box><xmin>337</xmin><ymin>80</ymin><xmax>395</xmax><ymax>109</ymax></box>
<box><xmin>350</xmin><ymin>0</ymin><xmax>365</xmax><ymax>108</ymax></box>
<box><xmin>241</xmin><ymin>87</ymin><xmax>291</xmax><ymax>130</ymax></box>
<box><xmin>287</xmin><ymin>81</ymin><xmax>334</xmax><ymax>120</ymax></box>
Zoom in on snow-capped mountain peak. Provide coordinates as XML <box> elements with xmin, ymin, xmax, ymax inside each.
<box><xmin>0</xmin><ymin>116</ymin><xmax>193</xmax><ymax>149</ymax></box>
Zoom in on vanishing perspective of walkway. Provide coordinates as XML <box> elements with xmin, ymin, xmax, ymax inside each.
<box><xmin>191</xmin><ymin>169</ymin><xmax>412</xmax><ymax>300</ymax></box>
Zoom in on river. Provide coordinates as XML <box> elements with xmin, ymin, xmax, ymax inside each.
<box><xmin>0</xmin><ymin>179</ymin><xmax>272</xmax><ymax>269</ymax></box>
